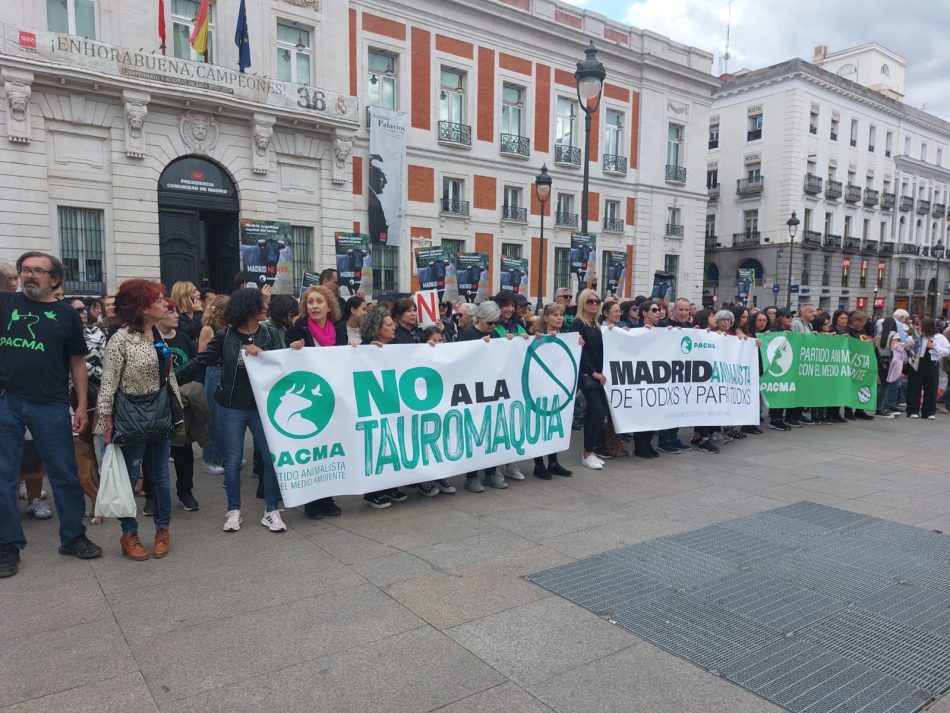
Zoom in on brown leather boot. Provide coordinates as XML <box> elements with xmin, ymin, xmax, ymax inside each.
<box><xmin>153</xmin><ymin>528</ymin><xmax>170</xmax><ymax>559</ymax></box>
<box><xmin>120</xmin><ymin>532</ymin><xmax>148</xmax><ymax>561</ymax></box>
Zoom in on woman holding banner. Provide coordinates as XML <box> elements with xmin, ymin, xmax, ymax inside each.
<box><xmin>338</xmin><ymin>296</ymin><xmax>367</xmax><ymax>345</ymax></box>
<box><xmin>571</xmin><ymin>289</ymin><xmax>610</xmax><ymax>470</ymax></box>
<box><xmin>491</xmin><ymin>291</ymin><xmax>530</xmax><ymax>481</ymax></box>
<box><xmin>531</xmin><ymin>304</ymin><xmax>575</xmax><ymax>479</ymax></box>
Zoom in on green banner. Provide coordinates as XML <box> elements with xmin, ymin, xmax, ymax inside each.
<box><xmin>759</xmin><ymin>332</ymin><xmax>877</xmax><ymax>408</ymax></box>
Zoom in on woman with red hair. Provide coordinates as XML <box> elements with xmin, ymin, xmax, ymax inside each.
<box><xmin>96</xmin><ymin>280</ymin><xmax>183</xmax><ymax>561</ymax></box>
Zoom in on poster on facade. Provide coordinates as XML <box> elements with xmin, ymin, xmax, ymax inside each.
<box><xmin>651</xmin><ymin>271</ymin><xmax>675</xmax><ymax>301</ymax></box>
<box><xmin>368</xmin><ymin>107</ymin><xmax>407</xmax><ymax>247</ymax></box>
<box><xmin>500</xmin><ymin>256</ymin><xmax>529</xmax><ymax>294</ymax></box>
<box><xmin>570</xmin><ymin>234</ymin><xmax>597</xmax><ymax>294</ymax></box>
<box><xmin>456</xmin><ymin>253</ymin><xmax>490</xmax><ymax>303</ymax></box>
<box><xmin>759</xmin><ymin>332</ymin><xmax>877</xmax><ymax>408</ymax></box>
<box><xmin>334</xmin><ymin>233</ymin><xmax>373</xmax><ymax>298</ymax></box>
<box><xmin>602</xmin><ymin>327</ymin><xmax>760</xmax><ymax>432</ymax></box>
<box><xmin>604</xmin><ymin>251</ymin><xmax>627</xmax><ymax>299</ymax></box>
<box><xmin>244</xmin><ymin>335</ymin><xmax>582</xmax><ymax>506</ymax></box>
<box><xmin>737</xmin><ymin>268</ymin><xmax>755</xmax><ymax>302</ymax></box>
<box><xmin>240</xmin><ymin>219</ymin><xmax>294</xmax><ymax>293</ymax></box>
<box><xmin>299</xmin><ymin>270</ymin><xmax>320</xmax><ymax>297</ymax></box>
<box><xmin>414</xmin><ymin>246</ymin><xmax>452</xmax><ymax>301</ymax></box>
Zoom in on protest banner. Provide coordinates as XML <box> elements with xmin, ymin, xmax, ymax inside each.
<box><xmin>456</xmin><ymin>252</ymin><xmax>489</xmax><ymax>303</ymax></box>
<box><xmin>651</xmin><ymin>271</ymin><xmax>675</xmax><ymax>301</ymax></box>
<box><xmin>240</xmin><ymin>219</ymin><xmax>294</xmax><ymax>293</ymax></box>
<box><xmin>245</xmin><ymin>336</ymin><xmax>582</xmax><ymax>506</ymax></box>
<box><xmin>603</xmin><ymin>251</ymin><xmax>626</xmax><ymax>298</ymax></box>
<box><xmin>414</xmin><ymin>289</ymin><xmax>439</xmax><ymax>327</ymax></box>
<box><xmin>414</xmin><ymin>246</ymin><xmax>451</xmax><ymax>301</ymax></box>
<box><xmin>602</xmin><ymin>327</ymin><xmax>760</xmax><ymax>432</ymax></box>
<box><xmin>334</xmin><ymin>233</ymin><xmax>372</xmax><ymax>298</ymax></box>
<box><xmin>500</xmin><ymin>256</ymin><xmax>529</xmax><ymax>294</ymax></box>
<box><xmin>570</xmin><ymin>234</ymin><xmax>596</xmax><ymax>292</ymax></box>
<box><xmin>759</xmin><ymin>332</ymin><xmax>877</xmax><ymax>408</ymax></box>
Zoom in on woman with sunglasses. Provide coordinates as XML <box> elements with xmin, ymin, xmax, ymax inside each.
<box><xmin>96</xmin><ymin>280</ymin><xmax>184</xmax><ymax>561</ymax></box>
<box><xmin>571</xmin><ymin>289</ymin><xmax>610</xmax><ymax>470</ymax></box>
<box><xmin>618</xmin><ymin>300</ymin><xmax>639</xmax><ymax>328</ymax></box>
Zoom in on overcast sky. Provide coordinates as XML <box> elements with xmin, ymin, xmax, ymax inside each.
<box><xmin>561</xmin><ymin>0</ymin><xmax>950</xmax><ymax>120</ymax></box>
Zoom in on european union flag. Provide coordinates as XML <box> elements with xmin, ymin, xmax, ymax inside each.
<box><xmin>235</xmin><ymin>0</ymin><xmax>251</xmax><ymax>73</ymax></box>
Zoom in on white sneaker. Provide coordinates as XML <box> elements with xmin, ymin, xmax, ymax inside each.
<box><xmin>27</xmin><ymin>498</ymin><xmax>52</xmax><ymax>519</ymax></box>
<box><xmin>261</xmin><ymin>510</ymin><xmax>287</xmax><ymax>532</ymax></box>
<box><xmin>910</xmin><ymin>414</ymin><xmax>920</xmax><ymax>419</ymax></box>
<box><xmin>582</xmin><ymin>454</ymin><xmax>604</xmax><ymax>470</ymax></box>
<box><xmin>18</xmin><ymin>482</ymin><xmax>47</xmax><ymax>500</ymax></box>
<box><xmin>202</xmin><ymin>462</ymin><xmax>224</xmax><ymax>475</ymax></box>
<box><xmin>223</xmin><ymin>510</ymin><xmax>243</xmax><ymax>532</ymax></box>
<box><xmin>503</xmin><ymin>464</ymin><xmax>526</xmax><ymax>481</ymax></box>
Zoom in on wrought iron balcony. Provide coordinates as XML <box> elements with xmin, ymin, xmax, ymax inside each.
<box><xmin>845</xmin><ymin>185</ymin><xmax>862</xmax><ymax>203</ymax></box>
<box><xmin>863</xmin><ymin>240</ymin><xmax>878</xmax><ymax>253</ymax></box>
<box><xmin>441</xmin><ymin>198</ymin><xmax>470</xmax><ymax>216</ymax></box>
<box><xmin>665</xmin><ymin>164</ymin><xmax>687</xmax><ymax>184</ymax></box>
<box><xmin>555</xmin><ymin>211</ymin><xmax>578</xmax><ymax>227</ymax></box>
<box><xmin>823</xmin><ymin>233</ymin><xmax>842</xmax><ymax>249</ymax></box>
<box><xmin>864</xmin><ymin>189</ymin><xmax>879</xmax><ymax>207</ymax></box>
<box><xmin>897</xmin><ymin>243</ymin><xmax>920</xmax><ymax>255</ymax></box>
<box><xmin>897</xmin><ymin>278</ymin><xmax>910</xmax><ymax>290</ymax></box>
<box><xmin>917</xmin><ymin>199</ymin><xmax>931</xmax><ymax>214</ymax></box>
<box><xmin>900</xmin><ymin>196</ymin><xmax>914</xmax><ymax>211</ymax></box>
<box><xmin>880</xmin><ymin>241</ymin><xmax>895</xmax><ymax>254</ymax></box>
<box><xmin>802</xmin><ymin>230</ymin><xmax>823</xmax><ymax>248</ymax></box>
<box><xmin>825</xmin><ymin>180</ymin><xmax>842</xmax><ymax>199</ymax></box>
<box><xmin>803</xmin><ymin>174</ymin><xmax>823</xmax><ymax>194</ymax></box>
<box><xmin>881</xmin><ymin>192</ymin><xmax>896</xmax><ymax>209</ymax></box>
<box><xmin>844</xmin><ymin>237</ymin><xmax>862</xmax><ymax>252</ymax></box>
<box><xmin>438</xmin><ymin>121</ymin><xmax>472</xmax><ymax>147</ymax></box>
<box><xmin>499</xmin><ymin>133</ymin><xmax>530</xmax><ymax>157</ymax></box>
<box><xmin>603</xmin><ymin>217</ymin><xmax>624</xmax><ymax>232</ymax></box>
<box><xmin>736</xmin><ymin>177</ymin><xmax>764</xmax><ymax>196</ymax></box>
<box><xmin>501</xmin><ymin>204</ymin><xmax>527</xmax><ymax>222</ymax></box>
<box><xmin>707</xmin><ymin>184</ymin><xmax>720</xmax><ymax>201</ymax></box>
<box><xmin>705</xmin><ymin>234</ymin><xmax>719</xmax><ymax>249</ymax></box>
<box><xmin>915</xmin><ymin>279</ymin><xmax>926</xmax><ymax>291</ymax></box>
<box><xmin>733</xmin><ymin>231</ymin><xmax>761</xmax><ymax>247</ymax></box>
<box><xmin>666</xmin><ymin>224</ymin><xmax>685</xmax><ymax>237</ymax></box>
<box><xmin>935</xmin><ymin>203</ymin><xmax>946</xmax><ymax>218</ymax></box>
<box><xmin>602</xmin><ymin>154</ymin><xmax>627</xmax><ymax>175</ymax></box>
<box><xmin>747</xmin><ymin>128</ymin><xmax>762</xmax><ymax>141</ymax></box>
<box><xmin>554</xmin><ymin>144</ymin><xmax>581</xmax><ymax>166</ymax></box>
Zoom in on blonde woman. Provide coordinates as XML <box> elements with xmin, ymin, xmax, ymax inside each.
<box><xmin>570</xmin><ymin>288</ymin><xmax>608</xmax><ymax>469</ymax></box>
<box><xmin>532</xmin><ymin>303</ymin><xmax>574</xmax><ymax>479</ymax></box>
<box><xmin>170</xmin><ymin>281</ymin><xmax>203</xmax><ymax>340</ymax></box>
<box><xmin>199</xmin><ymin>295</ymin><xmax>229</xmax><ymax>475</ymax></box>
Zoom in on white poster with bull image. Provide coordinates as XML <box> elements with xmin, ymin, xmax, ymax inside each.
<box><xmin>240</xmin><ymin>219</ymin><xmax>294</xmax><ymax>294</ymax></box>
<box><xmin>245</xmin><ymin>336</ymin><xmax>582</xmax><ymax>506</ymax></box>
<box><xmin>602</xmin><ymin>327</ymin><xmax>760</xmax><ymax>432</ymax></box>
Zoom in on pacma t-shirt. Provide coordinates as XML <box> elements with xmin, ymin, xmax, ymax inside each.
<box><xmin>0</xmin><ymin>292</ymin><xmax>88</xmax><ymax>403</ymax></box>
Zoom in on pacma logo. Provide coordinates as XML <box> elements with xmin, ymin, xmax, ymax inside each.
<box><xmin>18</xmin><ymin>31</ymin><xmax>36</xmax><ymax>49</ymax></box>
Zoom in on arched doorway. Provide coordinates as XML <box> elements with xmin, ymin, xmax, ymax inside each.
<box><xmin>158</xmin><ymin>156</ymin><xmax>240</xmax><ymax>291</ymax></box>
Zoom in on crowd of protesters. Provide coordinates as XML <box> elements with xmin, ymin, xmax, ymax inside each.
<box><xmin>2</xmin><ymin>251</ymin><xmax>949</xmax><ymax>577</ymax></box>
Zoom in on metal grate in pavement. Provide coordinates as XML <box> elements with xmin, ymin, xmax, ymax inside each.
<box><xmin>805</xmin><ymin>535</ymin><xmax>936</xmax><ymax>580</ymax></box>
<box><xmin>908</xmin><ymin>561</ymin><xmax>950</xmax><ymax>592</ymax></box>
<box><xmin>769</xmin><ymin>500</ymin><xmax>873</xmax><ymax>531</ymax></box>
<box><xmin>842</xmin><ymin>518</ymin><xmax>950</xmax><ymax>561</ymax></box>
<box><xmin>754</xmin><ymin>549</ymin><xmax>895</xmax><ymax>603</ymax></box>
<box><xmin>721</xmin><ymin>512</ymin><xmax>830</xmax><ymax>548</ymax></box>
<box><xmin>602</xmin><ymin>538</ymin><xmax>737</xmax><ymax>589</ymax></box>
<box><xmin>665</xmin><ymin>524</ymin><xmax>797</xmax><ymax>566</ymax></box>
<box><xmin>861</xmin><ymin>584</ymin><xmax>950</xmax><ymax>640</ymax></box>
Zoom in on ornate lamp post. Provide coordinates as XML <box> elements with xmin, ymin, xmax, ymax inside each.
<box><xmin>574</xmin><ymin>42</ymin><xmax>605</xmax><ymax>237</ymax></box>
<box><xmin>785</xmin><ymin>211</ymin><xmax>800</xmax><ymax>310</ymax></box>
<box><xmin>534</xmin><ymin>164</ymin><xmax>552</xmax><ymax>314</ymax></box>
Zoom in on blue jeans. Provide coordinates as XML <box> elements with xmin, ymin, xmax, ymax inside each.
<box><xmin>202</xmin><ymin>365</ymin><xmax>225</xmax><ymax>465</ymax></box>
<box><xmin>0</xmin><ymin>392</ymin><xmax>87</xmax><ymax>549</ymax></box>
<box><xmin>219</xmin><ymin>406</ymin><xmax>280</xmax><ymax>512</ymax></box>
<box><xmin>117</xmin><ymin>440</ymin><xmax>171</xmax><ymax>533</ymax></box>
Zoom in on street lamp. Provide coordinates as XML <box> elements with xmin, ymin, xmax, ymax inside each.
<box><xmin>574</xmin><ymin>41</ymin><xmax>605</xmax><ymax>237</ymax></box>
<box><xmin>534</xmin><ymin>164</ymin><xmax>552</xmax><ymax>315</ymax></box>
<box><xmin>785</xmin><ymin>211</ymin><xmax>800</xmax><ymax>310</ymax></box>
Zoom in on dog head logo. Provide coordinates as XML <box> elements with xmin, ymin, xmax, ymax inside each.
<box><xmin>266</xmin><ymin>372</ymin><xmax>335</xmax><ymax>439</ymax></box>
<box><xmin>680</xmin><ymin>336</ymin><xmax>693</xmax><ymax>354</ymax></box>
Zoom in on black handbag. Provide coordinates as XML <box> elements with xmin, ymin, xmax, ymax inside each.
<box><xmin>112</xmin><ymin>387</ymin><xmax>177</xmax><ymax>445</ymax></box>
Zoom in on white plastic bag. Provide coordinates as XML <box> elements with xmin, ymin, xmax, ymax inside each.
<box><xmin>94</xmin><ymin>445</ymin><xmax>137</xmax><ymax>519</ymax></box>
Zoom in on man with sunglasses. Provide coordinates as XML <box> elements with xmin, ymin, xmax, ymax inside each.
<box><xmin>0</xmin><ymin>252</ymin><xmax>103</xmax><ymax>577</ymax></box>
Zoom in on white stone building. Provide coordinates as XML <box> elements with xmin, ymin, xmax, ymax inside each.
<box><xmin>0</xmin><ymin>0</ymin><xmax>717</xmax><ymax>302</ymax></box>
<box><xmin>706</xmin><ymin>43</ymin><xmax>950</xmax><ymax>317</ymax></box>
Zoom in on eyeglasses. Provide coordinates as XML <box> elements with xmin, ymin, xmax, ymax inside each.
<box><xmin>587</xmin><ymin>298</ymin><xmax>601</xmax><ymax>305</ymax></box>
<box><xmin>485</xmin><ymin>320</ymin><xmax>497</xmax><ymax>326</ymax></box>
<box><xmin>648</xmin><ymin>307</ymin><xmax>660</xmax><ymax>313</ymax></box>
<box><xmin>19</xmin><ymin>266</ymin><xmax>52</xmax><ymax>277</ymax></box>
<box><xmin>74</xmin><ymin>306</ymin><xmax>87</xmax><ymax>313</ymax></box>
<box><xmin>556</xmin><ymin>294</ymin><xmax>570</xmax><ymax>300</ymax></box>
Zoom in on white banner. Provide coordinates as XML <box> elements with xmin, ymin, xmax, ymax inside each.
<box><xmin>602</xmin><ymin>327</ymin><xmax>760</xmax><ymax>432</ymax></box>
<box><xmin>368</xmin><ymin>107</ymin><xmax>407</xmax><ymax>247</ymax></box>
<box><xmin>245</xmin><ymin>337</ymin><xmax>582</xmax><ymax>506</ymax></box>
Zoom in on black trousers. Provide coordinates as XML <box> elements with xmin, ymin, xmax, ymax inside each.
<box><xmin>170</xmin><ymin>444</ymin><xmax>194</xmax><ymax>497</ymax></box>
<box><xmin>907</xmin><ymin>358</ymin><xmax>939</xmax><ymax>417</ymax></box>
<box><xmin>582</xmin><ymin>387</ymin><xmax>609</xmax><ymax>452</ymax></box>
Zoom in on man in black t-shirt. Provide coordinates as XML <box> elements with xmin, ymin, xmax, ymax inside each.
<box><xmin>0</xmin><ymin>252</ymin><xmax>102</xmax><ymax>577</ymax></box>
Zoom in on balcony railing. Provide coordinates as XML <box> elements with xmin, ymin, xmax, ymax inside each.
<box><xmin>708</xmin><ymin>184</ymin><xmax>720</xmax><ymax>201</ymax></box>
<box><xmin>881</xmin><ymin>242</ymin><xmax>896</xmax><ymax>254</ymax></box>
<box><xmin>501</xmin><ymin>204</ymin><xmax>527</xmax><ymax>222</ymax></box>
<box><xmin>864</xmin><ymin>189</ymin><xmax>879</xmax><ymax>207</ymax></box>
<box><xmin>881</xmin><ymin>192</ymin><xmax>896</xmax><ymax>209</ymax></box>
<box><xmin>802</xmin><ymin>230</ymin><xmax>823</xmax><ymax>248</ymax></box>
<box><xmin>915</xmin><ymin>279</ymin><xmax>926</xmax><ymax>291</ymax></box>
<box><xmin>897</xmin><ymin>243</ymin><xmax>920</xmax><ymax>255</ymax></box>
<box><xmin>900</xmin><ymin>196</ymin><xmax>914</xmax><ymax>211</ymax></box>
<box><xmin>917</xmin><ymin>199</ymin><xmax>931</xmax><ymax>214</ymax></box>
<box><xmin>665</xmin><ymin>164</ymin><xmax>687</xmax><ymax>184</ymax></box>
<box><xmin>845</xmin><ymin>185</ymin><xmax>862</xmax><ymax>203</ymax></box>
<box><xmin>602</xmin><ymin>154</ymin><xmax>627</xmax><ymax>175</ymax></box>
<box><xmin>825</xmin><ymin>180</ymin><xmax>842</xmax><ymax>199</ymax></box>
<box><xmin>823</xmin><ymin>233</ymin><xmax>842</xmax><ymax>249</ymax></box>
<box><xmin>844</xmin><ymin>237</ymin><xmax>862</xmax><ymax>252</ymax></box>
<box><xmin>666</xmin><ymin>224</ymin><xmax>685</xmax><ymax>237</ymax></box>
<box><xmin>863</xmin><ymin>240</ymin><xmax>878</xmax><ymax>253</ymax></box>
<box><xmin>705</xmin><ymin>234</ymin><xmax>719</xmax><ymax>248</ymax></box>
<box><xmin>897</xmin><ymin>278</ymin><xmax>910</xmax><ymax>290</ymax></box>
<box><xmin>935</xmin><ymin>203</ymin><xmax>946</xmax><ymax>218</ymax></box>
<box><xmin>736</xmin><ymin>177</ymin><xmax>764</xmax><ymax>195</ymax></box>
<box><xmin>554</xmin><ymin>144</ymin><xmax>581</xmax><ymax>166</ymax></box>
<box><xmin>603</xmin><ymin>217</ymin><xmax>624</xmax><ymax>232</ymax></box>
<box><xmin>555</xmin><ymin>211</ymin><xmax>578</xmax><ymax>227</ymax></box>
<box><xmin>438</xmin><ymin>121</ymin><xmax>472</xmax><ymax>147</ymax></box>
<box><xmin>747</xmin><ymin>128</ymin><xmax>762</xmax><ymax>141</ymax></box>
<box><xmin>499</xmin><ymin>133</ymin><xmax>530</xmax><ymax>157</ymax></box>
<box><xmin>733</xmin><ymin>231</ymin><xmax>761</xmax><ymax>247</ymax></box>
<box><xmin>922</xmin><ymin>246</ymin><xmax>930</xmax><ymax>257</ymax></box>
<box><xmin>441</xmin><ymin>199</ymin><xmax>470</xmax><ymax>216</ymax></box>
<box><xmin>803</xmin><ymin>174</ymin><xmax>823</xmax><ymax>194</ymax></box>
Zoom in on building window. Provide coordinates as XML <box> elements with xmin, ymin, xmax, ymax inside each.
<box><xmin>441</xmin><ymin>238</ymin><xmax>465</xmax><ymax>263</ymax></box>
<box><xmin>881</xmin><ymin>64</ymin><xmax>890</xmax><ymax>77</ymax></box>
<box><xmin>556</xmin><ymin>193</ymin><xmax>576</xmax><ymax>225</ymax></box>
<box><xmin>904</xmin><ymin>136</ymin><xmax>911</xmax><ymax>155</ymax></box>
<box><xmin>706</xmin><ymin>167</ymin><xmax>719</xmax><ymax>189</ymax></box>
<box><xmin>844</xmin><ymin>215</ymin><xmax>852</xmax><ymax>238</ymax></box>
<box><xmin>885</xmin><ymin>131</ymin><xmax>893</xmax><ymax>157</ymax></box>
<box><xmin>801</xmin><ymin>254</ymin><xmax>810</xmax><ymax>284</ymax></box>
<box><xmin>666</xmin><ymin>206</ymin><xmax>682</xmax><ymax>234</ymax></box>
<box><xmin>58</xmin><ymin>206</ymin><xmax>104</xmax><ymax>294</ymax></box>
<box><xmin>276</xmin><ymin>23</ymin><xmax>311</xmax><ymax>84</ymax></box>
<box><xmin>663</xmin><ymin>254</ymin><xmax>679</xmax><ymax>296</ymax></box>
<box><xmin>921</xmin><ymin>143</ymin><xmax>928</xmax><ymax>162</ymax></box>
<box><xmin>747</xmin><ymin>113</ymin><xmax>762</xmax><ymax>141</ymax></box>
<box><xmin>705</xmin><ymin>214</ymin><xmax>716</xmax><ymax>240</ymax></box>
<box><xmin>850</xmin><ymin>119</ymin><xmax>858</xmax><ymax>147</ymax></box>
<box><xmin>822</xmin><ymin>255</ymin><xmax>830</xmax><ymax>287</ymax></box>
<box><xmin>439</xmin><ymin>69</ymin><xmax>466</xmax><ymax>124</ymax></box>
<box><xmin>868</xmin><ymin>125</ymin><xmax>876</xmax><ymax>153</ymax></box>
<box><xmin>371</xmin><ymin>244</ymin><xmax>398</xmax><ymax>294</ymax></box>
<box><xmin>604</xmin><ymin>199</ymin><xmax>621</xmax><ymax>229</ymax></box>
<box><xmin>172</xmin><ymin>0</ymin><xmax>214</xmax><ymax>62</ymax></box>
<box><xmin>555</xmin><ymin>97</ymin><xmax>577</xmax><ymax>148</ymax></box>
<box><xmin>554</xmin><ymin>247</ymin><xmax>571</xmax><ymax>290</ymax></box>
<box><xmin>442</xmin><ymin>177</ymin><xmax>466</xmax><ymax>214</ymax></box>
<box><xmin>830</xmin><ymin>117</ymin><xmax>839</xmax><ymax>141</ymax></box>
<box><xmin>501</xmin><ymin>85</ymin><xmax>524</xmax><ymax>137</ymax></box>
<box><xmin>746</xmin><ymin>162</ymin><xmax>761</xmax><ymax>180</ymax></box>
<box><xmin>841</xmin><ymin>260</ymin><xmax>849</xmax><ymax>287</ymax></box>
<box><xmin>809</xmin><ymin>110</ymin><xmax>818</xmax><ymax>135</ymax></box>
<box><xmin>502</xmin><ymin>186</ymin><xmax>525</xmax><ymax>221</ymax></box>
<box><xmin>501</xmin><ymin>242</ymin><xmax>522</xmax><ymax>259</ymax></box>
<box><xmin>667</xmin><ymin>124</ymin><xmax>684</xmax><ymax>167</ymax></box>
<box><xmin>743</xmin><ymin>209</ymin><xmax>758</xmax><ymax>234</ymax></box>
<box><xmin>708</xmin><ymin>122</ymin><xmax>719</xmax><ymax>149</ymax></box>
<box><xmin>47</xmin><ymin>0</ymin><xmax>96</xmax><ymax>37</ymax></box>
<box><xmin>604</xmin><ymin>110</ymin><xmax>623</xmax><ymax>156</ymax></box>
<box><xmin>803</xmin><ymin>208</ymin><xmax>813</xmax><ymax>231</ymax></box>
<box><xmin>939</xmin><ymin>148</ymin><xmax>944</xmax><ymax>167</ymax></box>
<box><xmin>288</xmin><ymin>225</ymin><xmax>313</xmax><ymax>287</ymax></box>
<box><xmin>367</xmin><ymin>50</ymin><xmax>397</xmax><ymax>109</ymax></box>
<box><xmin>860</xmin><ymin>258</ymin><xmax>868</xmax><ymax>288</ymax></box>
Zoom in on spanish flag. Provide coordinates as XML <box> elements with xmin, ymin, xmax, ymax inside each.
<box><xmin>189</xmin><ymin>0</ymin><xmax>211</xmax><ymax>59</ymax></box>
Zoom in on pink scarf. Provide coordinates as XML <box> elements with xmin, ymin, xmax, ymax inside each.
<box><xmin>307</xmin><ymin>317</ymin><xmax>336</xmax><ymax>347</ymax></box>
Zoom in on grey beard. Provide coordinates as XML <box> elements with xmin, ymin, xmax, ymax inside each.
<box><xmin>22</xmin><ymin>283</ymin><xmax>52</xmax><ymax>300</ymax></box>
